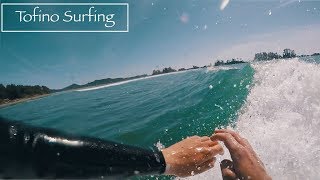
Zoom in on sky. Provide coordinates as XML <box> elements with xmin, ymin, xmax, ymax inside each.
<box><xmin>0</xmin><ymin>0</ymin><xmax>320</xmax><ymax>89</ymax></box>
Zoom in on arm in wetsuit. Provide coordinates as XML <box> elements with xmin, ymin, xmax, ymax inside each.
<box><xmin>0</xmin><ymin>117</ymin><xmax>166</xmax><ymax>179</ymax></box>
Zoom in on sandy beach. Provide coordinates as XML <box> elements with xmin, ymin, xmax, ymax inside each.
<box><xmin>0</xmin><ymin>94</ymin><xmax>50</xmax><ymax>109</ymax></box>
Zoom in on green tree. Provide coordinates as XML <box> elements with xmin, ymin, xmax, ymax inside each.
<box><xmin>0</xmin><ymin>84</ymin><xmax>51</xmax><ymax>102</ymax></box>
<box><xmin>0</xmin><ymin>84</ymin><xmax>6</xmax><ymax>99</ymax></box>
<box><xmin>283</xmin><ymin>49</ymin><xmax>296</xmax><ymax>58</ymax></box>
<box><xmin>152</xmin><ymin>69</ymin><xmax>161</xmax><ymax>75</ymax></box>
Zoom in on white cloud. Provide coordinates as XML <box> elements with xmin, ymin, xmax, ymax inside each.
<box><xmin>215</xmin><ymin>24</ymin><xmax>320</xmax><ymax>60</ymax></box>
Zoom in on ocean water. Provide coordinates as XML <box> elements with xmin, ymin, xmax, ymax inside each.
<box><xmin>0</xmin><ymin>56</ymin><xmax>320</xmax><ymax>180</ymax></box>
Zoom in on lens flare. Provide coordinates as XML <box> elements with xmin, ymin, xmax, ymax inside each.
<box><xmin>220</xmin><ymin>0</ymin><xmax>230</xmax><ymax>11</ymax></box>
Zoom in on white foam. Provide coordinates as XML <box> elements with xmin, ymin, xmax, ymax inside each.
<box><xmin>75</xmin><ymin>70</ymin><xmax>189</xmax><ymax>92</ymax></box>
<box><xmin>181</xmin><ymin>58</ymin><xmax>320</xmax><ymax>179</ymax></box>
<box><xmin>236</xmin><ymin>59</ymin><xmax>320</xmax><ymax>179</ymax></box>
<box><xmin>205</xmin><ymin>65</ymin><xmax>242</xmax><ymax>73</ymax></box>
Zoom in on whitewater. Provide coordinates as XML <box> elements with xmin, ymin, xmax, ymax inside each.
<box><xmin>185</xmin><ymin>58</ymin><xmax>320</xmax><ymax>180</ymax></box>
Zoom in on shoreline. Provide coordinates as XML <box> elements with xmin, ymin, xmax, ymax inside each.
<box><xmin>0</xmin><ymin>94</ymin><xmax>51</xmax><ymax>109</ymax></box>
<box><xmin>75</xmin><ymin>69</ymin><xmax>193</xmax><ymax>92</ymax></box>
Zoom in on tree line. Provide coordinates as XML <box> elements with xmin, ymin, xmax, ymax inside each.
<box><xmin>152</xmin><ymin>67</ymin><xmax>177</xmax><ymax>75</ymax></box>
<box><xmin>214</xmin><ymin>59</ymin><xmax>245</xmax><ymax>66</ymax></box>
<box><xmin>0</xmin><ymin>84</ymin><xmax>51</xmax><ymax>102</ymax></box>
<box><xmin>254</xmin><ymin>48</ymin><xmax>296</xmax><ymax>61</ymax></box>
<box><xmin>152</xmin><ymin>66</ymin><xmax>203</xmax><ymax>75</ymax></box>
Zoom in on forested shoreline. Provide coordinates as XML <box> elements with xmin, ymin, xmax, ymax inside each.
<box><xmin>0</xmin><ymin>84</ymin><xmax>51</xmax><ymax>104</ymax></box>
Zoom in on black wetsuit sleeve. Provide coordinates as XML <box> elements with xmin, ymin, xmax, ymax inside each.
<box><xmin>0</xmin><ymin>117</ymin><xmax>166</xmax><ymax>179</ymax></box>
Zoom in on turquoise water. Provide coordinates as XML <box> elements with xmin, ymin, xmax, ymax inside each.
<box><xmin>0</xmin><ymin>64</ymin><xmax>253</xmax><ymax>149</ymax></box>
<box><xmin>2</xmin><ymin>57</ymin><xmax>320</xmax><ymax>180</ymax></box>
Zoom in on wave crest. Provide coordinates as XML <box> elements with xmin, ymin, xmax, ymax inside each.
<box><xmin>237</xmin><ymin>58</ymin><xmax>320</xmax><ymax>179</ymax></box>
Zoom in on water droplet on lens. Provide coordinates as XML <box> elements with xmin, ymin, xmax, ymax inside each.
<box><xmin>91</xmin><ymin>143</ymin><xmax>98</xmax><ymax>148</ymax></box>
<box><xmin>9</xmin><ymin>126</ymin><xmax>17</xmax><ymax>138</ymax></box>
<box><xmin>24</xmin><ymin>133</ymin><xmax>30</xmax><ymax>144</ymax></box>
<box><xmin>153</xmin><ymin>151</ymin><xmax>161</xmax><ymax>162</ymax></box>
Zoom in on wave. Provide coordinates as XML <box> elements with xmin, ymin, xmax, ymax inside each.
<box><xmin>184</xmin><ymin>58</ymin><xmax>320</xmax><ymax>180</ymax></box>
<box><xmin>76</xmin><ymin>70</ymin><xmax>190</xmax><ymax>92</ymax></box>
<box><xmin>205</xmin><ymin>64</ymin><xmax>246</xmax><ymax>73</ymax></box>
<box><xmin>236</xmin><ymin>58</ymin><xmax>320</xmax><ymax>179</ymax></box>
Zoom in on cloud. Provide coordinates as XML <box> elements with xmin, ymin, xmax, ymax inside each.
<box><xmin>215</xmin><ymin>24</ymin><xmax>320</xmax><ymax>60</ymax></box>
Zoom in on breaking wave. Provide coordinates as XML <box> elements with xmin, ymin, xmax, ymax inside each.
<box><xmin>186</xmin><ymin>58</ymin><xmax>320</xmax><ymax>180</ymax></box>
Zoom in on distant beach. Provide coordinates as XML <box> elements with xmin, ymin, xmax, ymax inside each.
<box><xmin>0</xmin><ymin>94</ymin><xmax>50</xmax><ymax>109</ymax></box>
<box><xmin>76</xmin><ymin>69</ymin><xmax>191</xmax><ymax>92</ymax></box>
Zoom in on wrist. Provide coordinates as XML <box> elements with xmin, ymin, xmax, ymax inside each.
<box><xmin>161</xmin><ymin>148</ymin><xmax>174</xmax><ymax>176</ymax></box>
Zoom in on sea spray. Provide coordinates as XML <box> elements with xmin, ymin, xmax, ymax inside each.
<box><xmin>183</xmin><ymin>58</ymin><xmax>320</xmax><ymax>180</ymax></box>
<box><xmin>237</xmin><ymin>59</ymin><xmax>320</xmax><ymax>179</ymax></box>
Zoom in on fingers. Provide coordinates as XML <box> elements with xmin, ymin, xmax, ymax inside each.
<box><xmin>211</xmin><ymin>132</ymin><xmax>244</xmax><ymax>153</ymax></box>
<box><xmin>200</xmin><ymin>136</ymin><xmax>211</xmax><ymax>142</ymax></box>
<box><xmin>202</xmin><ymin>139</ymin><xmax>219</xmax><ymax>147</ymax></box>
<box><xmin>220</xmin><ymin>159</ymin><xmax>237</xmax><ymax>180</ymax></box>
<box><xmin>208</xmin><ymin>144</ymin><xmax>224</xmax><ymax>155</ymax></box>
<box><xmin>198</xmin><ymin>135</ymin><xmax>220</xmax><ymax>148</ymax></box>
<box><xmin>200</xmin><ymin>136</ymin><xmax>219</xmax><ymax>145</ymax></box>
<box><xmin>215</xmin><ymin>129</ymin><xmax>248</xmax><ymax>147</ymax></box>
<box><xmin>201</xmin><ymin>144</ymin><xmax>224</xmax><ymax>157</ymax></box>
<box><xmin>188</xmin><ymin>135</ymin><xmax>200</xmax><ymax>139</ymax></box>
<box><xmin>195</xmin><ymin>144</ymin><xmax>224</xmax><ymax>165</ymax></box>
<box><xmin>215</xmin><ymin>129</ymin><xmax>255</xmax><ymax>153</ymax></box>
<box><xmin>207</xmin><ymin>140</ymin><xmax>219</xmax><ymax>147</ymax></box>
<box><xmin>215</xmin><ymin>129</ymin><xmax>264</xmax><ymax>166</ymax></box>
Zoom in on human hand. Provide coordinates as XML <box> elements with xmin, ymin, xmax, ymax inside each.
<box><xmin>162</xmin><ymin>136</ymin><xmax>224</xmax><ymax>177</ymax></box>
<box><xmin>211</xmin><ymin>129</ymin><xmax>272</xmax><ymax>180</ymax></box>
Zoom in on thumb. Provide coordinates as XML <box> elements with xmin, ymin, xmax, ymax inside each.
<box><xmin>220</xmin><ymin>159</ymin><xmax>237</xmax><ymax>180</ymax></box>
